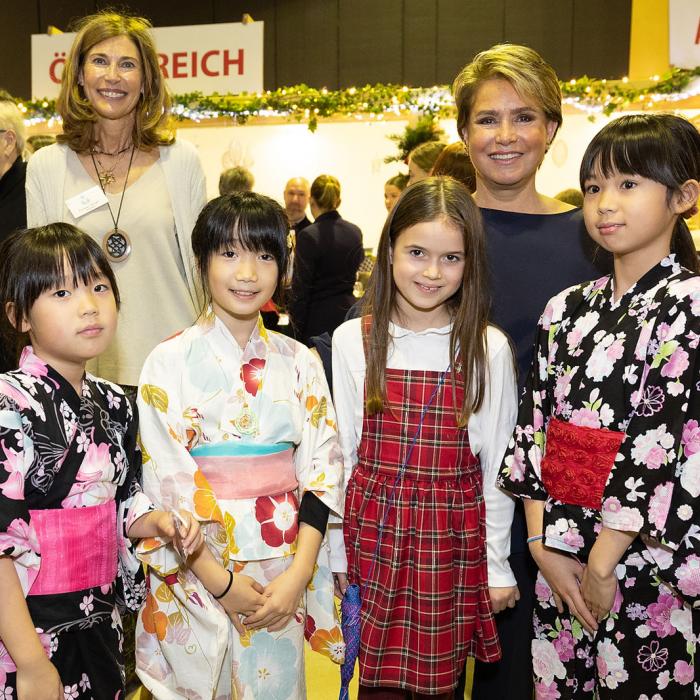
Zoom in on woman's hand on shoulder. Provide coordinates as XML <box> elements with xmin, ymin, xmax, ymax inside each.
<box><xmin>16</xmin><ymin>656</ymin><xmax>62</xmax><ymax>700</ymax></box>
<box><xmin>529</xmin><ymin>541</ymin><xmax>598</xmax><ymax>634</ymax></box>
<box><xmin>489</xmin><ymin>585</ymin><xmax>520</xmax><ymax>614</ymax></box>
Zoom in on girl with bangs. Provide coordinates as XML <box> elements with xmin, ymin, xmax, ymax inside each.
<box><xmin>0</xmin><ymin>224</ymin><xmax>200</xmax><ymax>700</ymax></box>
<box><xmin>499</xmin><ymin>113</ymin><xmax>700</xmax><ymax>699</ymax></box>
<box><xmin>135</xmin><ymin>193</ymin><xmax>344</xmax><ymax>699</ymax></box>
<box><xmin>332</xmin><ymin>176</ymin><xmax>518</xmax><ymax>698</ymax></box>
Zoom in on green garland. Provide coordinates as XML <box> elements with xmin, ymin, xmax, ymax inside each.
<box><xmin>17</xmin><ymin>67</ymin><xmax>700</xmax><ymax>129</ymax></box>
<box><xmin>560</xmin><ymin>66</ymin><xmax>700</xmax><ymax>115</ymax></box>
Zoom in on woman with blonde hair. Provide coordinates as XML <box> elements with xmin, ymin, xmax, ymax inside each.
<box><xmin>289</xmin><ymin>174</ymin><xmax>364</xmax><ymax>344</ymax></box>
<box><xmin>452</xmin><ymin>43</ymin><xmax>607</xmax><ymax>700</ymax></box>
<box><xmin>26</xmin><ymin>10</ymin><xmax>206</xmax><ymax>390</ymax></box>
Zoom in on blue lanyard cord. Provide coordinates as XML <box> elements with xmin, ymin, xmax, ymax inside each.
<box><xmin>364</xmin><ymin>366</ymin><xmax>450</xmax><ymax>589</ymax></box>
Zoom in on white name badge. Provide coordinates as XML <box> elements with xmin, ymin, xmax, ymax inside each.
<box><xmin>65</xmin><ymin>186</ymin><xmax>108</xmax><ymax>219</ymax></box>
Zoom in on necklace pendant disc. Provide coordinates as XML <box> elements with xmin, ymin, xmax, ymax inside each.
<box><xmin>102</xmin><ymin>228</ymin><xmax>131</xmax><ymax>263</ymax></box>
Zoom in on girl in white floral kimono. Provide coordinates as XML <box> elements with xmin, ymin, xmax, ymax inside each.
<box><xmin>135</xmin><ymin>193</ymin><xmax>345</xmax><ymax>699</ymax></box>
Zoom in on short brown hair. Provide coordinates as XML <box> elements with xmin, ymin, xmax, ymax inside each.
<box><xmin>453</xmin><ymin>44</ymin><xmax>563</xmax><ymax>142</ymax></box>
<box><xmin>408</xmin><ymin>141</ymin><xmax>445</xmax><ymax>172</ymax></box>
<box><xmin>219</xmin><ymin>166</ymin><xmax>255</xmax><ymax>195</ymax></box>
<box><xmin>430</xmin><ymin>142</ymin><xmax>476</xmax><ymax>193</ymax></box>
<box><xmin>57</xmin><ymin>11</ymin><xmax>174</xmax><ymax>152</ymax></box>
<box><xmin>310</xmin><ymin>174</ymin><xmax>341</xmax><ymax>211</ymax></box>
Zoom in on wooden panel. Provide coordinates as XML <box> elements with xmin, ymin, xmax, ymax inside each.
<box><xmin>213</xmin><ymin>0</ymin><xmax>276</xmax><ymax>88</ymax></box>
<box><xmin>504</xmin><ymin>0</ymin><xmax>573</xmax><ymax>79</ymax></box>
<box><xmin>338</xmin><ymin>0</ymin><xmax>403</xmax><ymax>87</ymax></box>
<box><xmin>403</xmin><ymin>0</ymin><xmax>437</xmax><ymax>87</ymax></box>
<box><xmin>0</xmin><ymin>3</ymin><xmax>40</xmax><ymax>98</ymax></box>
<box><xmin>1</xmin><ymin>0</ymin><xmax>636</xmax><ymax>98</ymax></box>
<box><xmin>277</xmin><ymin>0</ymin><xmax>339</xmax><ymax>89</ymax></box>
<box><xmin>39</xmin><ymin>0</ymin><xmax>95</xmax><ymax>33</ymax></box>
<box><xmin>436</xmin><ymin>0</ymin><xmax>506</xmax><ymax>85</ymax></box>
<box><xmin>93</xmin><ymin>0</ymin><xmax>214</xmax><ymax>27</ymax></box>
<box><xmin>572</xmin><ymin>0</ymin><xmax>631</xmax><ymax>79</ymax></box>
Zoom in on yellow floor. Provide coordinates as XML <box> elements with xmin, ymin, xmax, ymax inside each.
<box><xmin>305</xmin><ymin>648</ymin><xmax>472</xmax><ymax>699</ymax></box>
<box><xmin>131</xmin><ymin>644</ymin><xmax>472</xmax><ymax>699</ymax></box>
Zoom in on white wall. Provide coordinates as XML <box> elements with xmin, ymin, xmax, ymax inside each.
<box><xmin>178</xmin><ymin>108</ymin><xmax>699</xmax><ymax>251</ymax></box>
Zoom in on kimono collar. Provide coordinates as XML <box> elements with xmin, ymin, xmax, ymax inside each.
<box><xmin>211</xmin><ymin>313</ymin><xmax>269</xmax><ymax>357</ymax></box>
<box><xmin>18</xmin><ymin>346</ymin><xmax>85</xmax><ymax>413</ymax></box>
<box><xmin>605</xmin><ymin>254</ymin><xmax>681</xmax><ymax>310</ymax></box>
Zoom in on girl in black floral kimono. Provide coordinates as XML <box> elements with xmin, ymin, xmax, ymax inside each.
<box><xmin>0</xmin><ymin>224</ymin><xmax>201</xmax><ymax>700</ymax></box>
<box><xmin>499</xmin><ymin>114</ymin><xmax>700</xmax><ymax>699</ymax></box>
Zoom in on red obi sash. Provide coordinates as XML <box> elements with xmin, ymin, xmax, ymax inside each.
<box><xmin>28</xmin><ymin>500</ymin><xmax>117</xmax><ymax>595</ymax></box>
<box><xmin>540</xmin><ymin>418</ymin><xmax>624</xmax><ymax>510</ymax></box>
<box><xmin>191</xmin><ymin>447</ymin><xmax>298</xmax><ymax>500</ymax></box>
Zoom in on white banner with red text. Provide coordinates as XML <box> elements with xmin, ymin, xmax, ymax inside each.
<box><xmin>669</xmin><ymin>0</ymin><xmax>700</xmax><ymax>68</ymax></box>
<box><xmin>31</xmin><ymin>20</ymin><xmax>263</xmax><ymax>99</ymax></box>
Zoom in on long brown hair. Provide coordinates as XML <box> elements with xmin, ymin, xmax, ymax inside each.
<box><xmin>57</xmin><ymin>11</ymin><xmax>174</xmax><ymax>152</ymax></box>
<box><xmin>363</xmin><ymin>176</ymin><xmax>492</xmax><ymax>426</ymax></box>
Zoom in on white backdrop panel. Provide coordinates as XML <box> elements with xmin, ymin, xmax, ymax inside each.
<box><xmin>177</xmin><ymin>110</ymin><xmax>698</xmax><ymax>251</ymax></box>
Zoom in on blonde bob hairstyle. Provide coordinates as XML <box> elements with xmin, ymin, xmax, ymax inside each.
<box><xmin>453</xmin><ymin>43</ymin><xmax>563</xmax><ymax>143</ymax></box>
<box><xmin>310</xmin><ymin>174</ymin><xmax>341</xmax><ymax>211</ymax></box>
<box><xmin>57</xmin><ymin>11</ymin><xmax>174</xmax><ymax>152</ymax></box>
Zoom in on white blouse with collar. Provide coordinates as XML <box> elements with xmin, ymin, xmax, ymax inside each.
<box><xmin>330</xmin><ymin>317</ymin><xmax>518</xmax><ymax>587</ymax></box>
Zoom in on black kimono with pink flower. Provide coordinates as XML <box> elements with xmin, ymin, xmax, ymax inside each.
<box><xmin>498</xmin><ymin>256</ymin><xmax>700</xmax><ymax>699</ymax></box>
<box><xmin>0</xmin><ymin>348</ymin><xmax>152</xmax><ymax>699</ymax></box>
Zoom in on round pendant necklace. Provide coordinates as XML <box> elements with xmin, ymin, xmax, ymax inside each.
<box><xmin>90</xmin><ymin>146</ymin><xmax>136</xmax><ymax>263</ymax></box>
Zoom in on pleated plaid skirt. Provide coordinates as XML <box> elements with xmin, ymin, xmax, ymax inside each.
<box><xmin>344</xmin><ymin>361</ymin><xmax>500</xmax><ymax>694</ymax></box>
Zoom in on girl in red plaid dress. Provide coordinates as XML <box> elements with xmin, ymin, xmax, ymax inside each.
<box><xmin>331</xmin><ymin>176</ymin><xmax>519</xmax><ymax>698</ymax></box>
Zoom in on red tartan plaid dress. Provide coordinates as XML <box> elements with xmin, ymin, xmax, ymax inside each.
<box><xmin>343</xmin><ymin>326</ymin><xmax>501</xmax><ymax>694</ymax></box>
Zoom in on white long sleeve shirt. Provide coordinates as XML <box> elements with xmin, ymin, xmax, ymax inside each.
<box><xmin>330</xmin><ymin>318</ymin><xmax>518</xmax><ymax>587</ymax></box>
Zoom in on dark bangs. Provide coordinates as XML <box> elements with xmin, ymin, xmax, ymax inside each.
<box><xmin>191</xmin><ymin>193</ymin><xmax>290</xmax><ymax>310</ymax></box>
<box><xmin>1</xmin><ymin>224</ymin><xmax>120</xmax><ymax>330</ymax></box>
<box><xmin>580</xmin><ymin>114</ymin><xmax>695</xmax><ymax>192</ymax></box>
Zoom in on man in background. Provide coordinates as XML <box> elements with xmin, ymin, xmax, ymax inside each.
<box><xmin>283</xmin><ymin>176</ymin><xmax>312</xmax><ymax>232</ymax></box>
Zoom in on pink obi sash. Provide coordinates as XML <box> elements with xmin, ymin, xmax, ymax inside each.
<box><xmin>191</xmin><ymin>443</ymin><xmax>298</xmax><ymax>500</ymax></box>
<box><xmin>28</xmin><ymin>500</ymin><xmax>117</xmax><ymax>595</ymax></box>
<box><xmin>540</xmin><ymin>418</ymin><xmax>624</xmax><ymax>510</ymax></box>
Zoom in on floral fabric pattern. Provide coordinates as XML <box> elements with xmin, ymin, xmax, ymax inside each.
<box><xmin>135</xmin><ymin>314</ymin><xmax>344</xmax><ymax>699</ymax></box>
<box><xmin>0</xmin><ymin>347</ymin><xmax>152</xmax><ymax>698</ymax></box>
<box><xmin>499</xmin><ymin>256</ymin><xmax>700</xmax><ymax>699</ymax></box>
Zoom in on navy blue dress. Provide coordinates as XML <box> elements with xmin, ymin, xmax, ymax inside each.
<box><xmin>471</xmin><ymin>206</ymin><xmax>609</xmax><ymax>700</ymax></box>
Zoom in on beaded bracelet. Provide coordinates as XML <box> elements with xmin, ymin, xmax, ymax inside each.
<box><xmin>213</xmin><ymin>570</ymin><xmax>234</xmax><ymax>600</ymax></box>
<box><xmin>526</xmin><ymin>534</ymin><xmax>544</xmax><ymax>544</ymax></box>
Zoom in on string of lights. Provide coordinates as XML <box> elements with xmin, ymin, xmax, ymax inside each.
<box><xmin>16</xmin><ymin>67</ymin><xmax>700</xmax><ymax>131</ymax></box>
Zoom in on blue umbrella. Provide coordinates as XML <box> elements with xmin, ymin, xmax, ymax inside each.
<box><xmin>339</xmin><ymin>583</ymin><xmax>361</xmax><ymax>700</ymax></box>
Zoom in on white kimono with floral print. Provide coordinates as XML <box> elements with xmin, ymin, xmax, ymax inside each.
<box><xmin>135</xmin><ymin>315</ymin><xmax>344</xmax><ymax>699</ymax></box>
